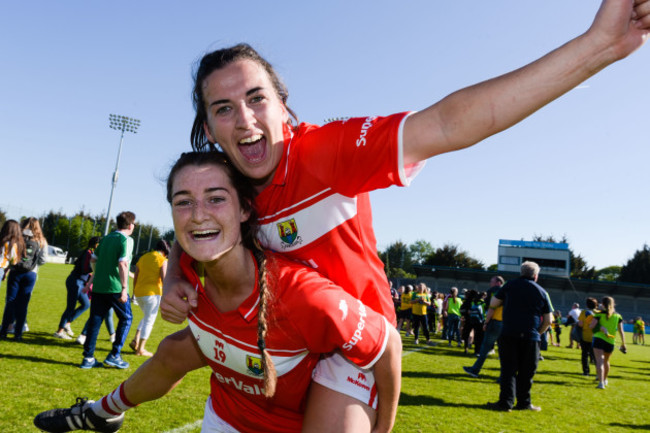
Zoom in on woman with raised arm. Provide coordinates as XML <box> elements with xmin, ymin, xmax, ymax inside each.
<box><xmin>160</xmin><ymin>1</ymin><xmax>649</xmax><ymax>430</ymax></box>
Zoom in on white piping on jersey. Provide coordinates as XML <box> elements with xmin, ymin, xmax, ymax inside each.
<box><xmin>189</xmin><ymin>310</ymin><xmax>308</xmax><ymax>355</ymax></box>
<box><xmin>242</xmin><ymin>296</ymin><xmax>260</xmax><ymax>321</ymax></box>
<box><xmin>358</xmin><ymin>317</ymin><xmax>391</xmax><ymax>370</ymax></box>
<box><xmin>277</xmin><ymin>128</ymin><xmax>294</xmax><ymax>185</ymax></box>
<box><xmin>189</xmin><ymin>319</ymin><xmax>310</xmax><ymax>378</ymax></box>
<box><xmin>257</xmin><ymin>187</ymin><xmax>333</xmax><ymax>224</ymax></box>
<box><xmin>259</xmin><ymin>193</ymin><xmax>358</xmax><ymax>253</ymax></box>
<box><xmin>190</xmin><ymin>311</ymin><xmax>258</xmax><ymax>351</ymax></box>
<box><xmin>396</xmin><ymin>111</ymin><xmax>426</xmax><ymax>186</ymax></box>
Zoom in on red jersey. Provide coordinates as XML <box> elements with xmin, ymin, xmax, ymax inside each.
<box><xmin>181</xmin><ymin>251</ymin><xmax>388</xmax><ymax>432</ymax></box>
<box><xmin>256</xmin><ymin>113</ymin><xmax>423</xmax><ymax>325</ymax></box>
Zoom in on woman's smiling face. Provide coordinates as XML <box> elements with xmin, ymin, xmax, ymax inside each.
<box><xmin>201</xmin><ymin>59</ymin><xmax>289</xmax><ymax>191</ymax></box>
<box><xmin>170</xmin><ymin>163</ymin><xmax>250</xmax><ymax>264</ymax></box>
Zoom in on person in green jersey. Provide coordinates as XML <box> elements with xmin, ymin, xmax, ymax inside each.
<box><xmin>589</xmin><ymin>296</ymin><xmax>626</xmax><ymax>389</ymax></box>
<box><xmin>446</xmin><ymin>287</ymin><xmax>462</xmax><ymax>347</ymax></box>
<box><xmin>633</xmin><ymin>317</ymin><xmax>645</xmax><ymax>345</ymax></box>
<box><xmin>81</xmin><ymin>211</ymin><xmax>136</xmax><ymax>370</ymax></box>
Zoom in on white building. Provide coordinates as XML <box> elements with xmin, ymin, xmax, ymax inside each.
<box><xmin>497</xmin><ymin>239</ymin><xmax>570</xmax><ymax>277</ymax></box>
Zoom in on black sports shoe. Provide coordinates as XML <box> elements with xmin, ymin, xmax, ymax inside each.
<box><xmin>486</xmin><ymin>401</ymin><xmax>512</xmax><ymax>412</ymax></box>
<box><xmin>33</xmin><ymin>398</ymin><xmax>124</xmax><ymax>432</ymax></box>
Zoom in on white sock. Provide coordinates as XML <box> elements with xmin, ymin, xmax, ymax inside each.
<box><xmin>91</xmin><ymin>383</ymin><xmax>135</xmax><ymax>418</ymax></box>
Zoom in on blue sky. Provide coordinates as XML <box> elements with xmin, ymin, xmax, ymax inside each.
<box><xmin>2</xmin><ymin>1</ymin><xmax>648</xmax><ymax>269</ymax></box>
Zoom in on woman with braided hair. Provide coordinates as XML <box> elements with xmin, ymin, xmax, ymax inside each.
<box><xmin>34</xmin><ymin>151</ymin><xmax>401</xmax><ymax>433</ymax></box>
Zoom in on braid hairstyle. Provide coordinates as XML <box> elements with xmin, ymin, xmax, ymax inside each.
<box><xmin>167</xmin><ymin>150</ymin><xmax>277</xmax><ymax>397</ymax></box>
<box><xmin>252</xmin><ymin>245</ymin><xmax>278</xmax><ymax>398</ymax></box>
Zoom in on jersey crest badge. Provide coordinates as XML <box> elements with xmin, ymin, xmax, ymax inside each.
<box><xmin>246</xmin><ymin>354</ymin><xmax>263</xmax><ymax>376</ymax></box>
<box><xmin>277</xmin><ymin>218</ymin><xmax>298</xmax><ymax>245</ymax></box>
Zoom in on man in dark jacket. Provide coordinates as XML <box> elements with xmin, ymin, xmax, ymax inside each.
<box><xmin>486</xmin><ymin>261</ymin><xmax>552</xmax><ymax>412</ymax></box>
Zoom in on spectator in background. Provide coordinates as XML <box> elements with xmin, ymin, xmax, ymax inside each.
<box><xmin>552</xmin><ymin>310</ymin><xmax>563</xmax><ymax>347</ymax></box>
<box><xmin>460</xmin><ymin>289</ymin><xmax>484</xmax><ymax>355</ymax></box>
<box><xmin>446</xmin><ymin>287</ymin><xmax>462</xmax><ymax>347</ymax></box>
<box><xmin>590</xmin><ymin>296</ymin><xmax>626</xmax><ymax>389</ymax></box>
<box><xmin>80</xmin><ymin>211</ymin><xmax>136</xmax><ymax>369</ymax></box>
<box><xmin>53</xmin><ymin>237</ymin><xmax>101</xmax><ymax>340</ymax></box>
<box><xmin>390</xmin><ymin>281</ymin><xmax>400</xmax><ymax>318</ymax></box>
<box><xmin>0</xmin><ymin>218</ymin><xmax>47</xmax><ymax>342</ymax></box>
<box><xmin>577</xmin><ymin>297</ymin><xmax>597</xmax><ymax>376</ymax></box>
<box><xmin>487</xmin><ymin>261</ymin><xmax>552</xmax><ymax>412</ymax></box>
<box><xmin>75</xmin><ymin>307</ymin><xmax>115</xmax><ymax>346</ymax></box>
<box><xmin>633</xmin><ymin>317</ymin><xmax>645</xmax><ymax>345</ymax></box>
<box><xmin>434</xmin><ymin>293</ymin><xmax>444</xmax><ymax>335</ymax></box>
<box><xmin>566</xmin><ymin>303</ymin><xmax>582</xmax><ymax>349</ymax></box>
<box><xmin>427</xmin><ymin>289</ymin><xmax>438</xmax><ymax>335</ymax></box>
<box><xmin>411</xmin><ymin>283</ymin><xmax>434</xmax><ymax>346</ymax></box>
<box><xmin>397</xmin><ymin>285</ymin><xmax>413</xmax><ymax>336</ymax></box>
<box><xmin>129</xmin><ymin>240</ymin><xmax>170</xmax><ymax>356</ymax></box>
<box><xmin>0</xmin><ymin>220</ymin><xmax>24</xmax><ymax>282</ymax></box>
<box><xmin>463</xmin><ymin>276</ymin><xmax>504</xmax><ymax>378</ymax></box>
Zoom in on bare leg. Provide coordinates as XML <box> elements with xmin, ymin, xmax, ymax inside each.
<box><xmin>301</xmin><ymin>383</ymin><xmax>375</xmax><ymax>433</ymax></box>
<box><xmin>593</xmin><ymin>347</ymin><xmax>605</xmax><ymax>383</ymax></box>
<box><xmin>137</xmin><ymin>339</ymin><xmax>153</xmax><ymax>357</ymax></box>
<box><xmin>123</xmin><ymin>328</ymin><xmax>206</xmax><ymax>403</ymax></box>
<box><xmin>130</xmin><ymin>330</ymin><xmax>141</xmax><ymax>352</ymax></box>
<box><xmin>602</xmin><ymin>352</ymin><xmax>612</xmax><ymax>382</ymax></box>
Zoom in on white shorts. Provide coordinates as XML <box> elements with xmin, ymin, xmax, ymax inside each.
<box><xmin>312</xmin><ymin>352</ymin><xmax>378</xmax><ymax>409</ymax></box>
<box><xmin>202</xmin><ymin>397</ymin><xmax>240</xmax><ymax>433</ymax></box>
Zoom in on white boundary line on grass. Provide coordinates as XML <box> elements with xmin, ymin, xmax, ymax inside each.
<box><xmin>163</xmin><ymin>419</ymin><xmax>203</xmax><ymax>433</ymax></box>
<box><xmin>163</xmin><ymin>346</ymin><xmax>427</xmax><ymax>432</ymax></box>
<box><xmin>402</xmin><ymin>345</ymin><xmax>428</xmax><ymax>357</ymax></box>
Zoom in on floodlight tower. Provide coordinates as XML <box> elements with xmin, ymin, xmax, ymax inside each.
<box><xmin>104</xmin><ymin>114</ymin><xmax>140</xmax><ymax>235</ymax></box>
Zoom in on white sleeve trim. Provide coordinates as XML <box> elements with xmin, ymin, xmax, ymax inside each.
<box><xmin>359</xmin><ymin>317</ymin><xmax>391</xmax><ymax>370</ymax></box>
<box><xmin>397</xmin><ymin>111</ymin><xmax>426</xmax><ymax>186</ymax></box>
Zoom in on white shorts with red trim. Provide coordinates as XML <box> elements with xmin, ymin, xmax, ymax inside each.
<box><xmin>311</xmin><ymin>352</ymin><xmax>378</xmax><ymax>410</ymax></box>
<box><xmin>201</xmin><ymin>397</ymin><xmax>240</xmax><ymax>433</ymax></box>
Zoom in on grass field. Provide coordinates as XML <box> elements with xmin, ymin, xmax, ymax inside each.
<box><xmin>1</xmin><ymin>263</ymin><xmax>648</xmax><ymax>432</ymax></box>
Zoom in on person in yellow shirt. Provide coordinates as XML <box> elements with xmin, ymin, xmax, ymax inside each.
<box><xmin>633</xmin><ymin>317</ymin><xmax>645</xmax><ymax>345</ymax></box>
<box><xmin>130</xmin><ymin>240</ymin><xmax>170</xmax><ymax>356</ymax></box>
<box><xmin>577</xmin><ymin>297</ymin><xmax>597</xmax><ymax>376</ymax></box>
<box><xmin>411</xmin><ymin>283</ymin><xmax>434</xmax><ymax>346</ymax></box>
<box><xmin>396</xmin><ymin>285</ymin><xmax>413</xmax><ymax>337</ymax></box>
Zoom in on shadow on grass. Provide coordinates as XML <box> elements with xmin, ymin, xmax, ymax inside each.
<box><xmin>613</xmin><ymin>364</ymin><xmax>650</xmax><ymax>376</ymax></box>
<box><xmin>609</xmin><ymin>423</ymin><xmax>650</xmax><ymax>430</ymax></box>
<box><xmin>0</xmin><ymin>352</ymin><xmax>80</xmax><ymax>367</ymax></box>
<box><xmin>0</xmin><ymin>331</ymin><xmax>113</xmax><ymax>367</ymax></box>
<box><xmin>3</xmin><ymin>331</ymin><xmax>76</xmax><ymax>346</ymax></box>
<box><xmin>402</xmin><ymin>370</ymin><xmax>501</xmax><ymax>383</ymax></box>
<box><xmin>399</xmin><ymin>391</ymin><xmax>488</xmax><ymax>409</ymax></box>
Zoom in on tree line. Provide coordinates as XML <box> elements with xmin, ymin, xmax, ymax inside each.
<box><xmin>0</xmin><ymin>209</ymin><xmax>174</xmax><ymax>261</ymax></box>
<box><xmin>2</xmin><ymin>208</ymin><xmax>647</xmax><ymax>284</ymax></box>
<box><xmin>378</xmin><ymin>235</ymin><xmax>650</xmax><ymax>285</ymax></box>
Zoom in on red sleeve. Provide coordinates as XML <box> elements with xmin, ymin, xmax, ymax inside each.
<box><xmin>293</xmin><ymin>113</ymin><xmax>423</xmax><ymax>196</ymax></box>
<box><xmin>278</xmin><ymin>263</ymin><xmax>388</xmax><ymax>369</ymax></box>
